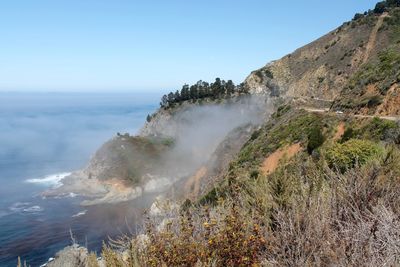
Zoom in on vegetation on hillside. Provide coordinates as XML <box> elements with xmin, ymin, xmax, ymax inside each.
<box><xmin>335</xmin><ymin>47</ymin><xmax>400</xmax><ymax>111</ymax></box>
<box><xmin>334</xmin><ymin>2</ymin><xmax>400</xmax><ymax>113</ymax></box>
<box><xmin>89</xmin><ymin>135</ymin><xmax>173</xmax><ymax>185</ymax></box>
<box><xmin>307</xmin><ymin>126</ymin><xmax>324</xmax><ymax>154</ymax></box>
<box><xmin>91</xmin><ymin>109</ymin><xmax>400</xmax><ymax>266</ymax></box>
<box><xmin>359</xmin><ymin>50</ymin><xmax>399</xmax><ymax>92</ymax></box>
<box><xmin>375</xmin><ymin>0</ymin><xmax>400</xmax><ymax>12</ymax></box>
<box><xmin>352</xmin><ymin>0</ymin><xmax>400</xmax><ymax>20</ymax></box>
<box><xmin>325</xmin><ymin>139</ymin><xmax>384</xmax><ymax>172</ymax></box>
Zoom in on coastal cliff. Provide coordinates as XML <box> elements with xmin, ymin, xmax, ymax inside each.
<box><xmin>41</xmin><ymin>2</ymin><xmax>400</xmax><ymax>266</ymax></box>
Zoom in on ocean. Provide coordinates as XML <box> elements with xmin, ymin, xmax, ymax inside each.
<box><xmin>0</xmin><ymin>92</ymin><xmax>159</xmax><ymax>266</ymax></box>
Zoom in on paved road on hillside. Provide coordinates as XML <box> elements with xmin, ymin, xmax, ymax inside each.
<box><xmin>302</xmin><ymin>107</ymin><xmax>399</xmax><ymax>122</ymax></box>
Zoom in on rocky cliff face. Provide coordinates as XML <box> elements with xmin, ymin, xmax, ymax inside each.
<box><xmin>139</xmin><ymin>107</ymin><xmax>177</xmax><ymax>138</ymax></box>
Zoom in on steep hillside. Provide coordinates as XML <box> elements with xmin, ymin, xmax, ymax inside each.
<box><xmin>89</xmin><ymin>107</ymin><xmax>400</xmax><ymax>266</ymax></box>
<box><xmin>245</xmin><ymin>14</ymin><xmax>380</xmax><ymax>99</ymax></box>
<box><xmin>245</xmin><ymin>5</ymin><xmax>400</xmax><ymax>116</ymax></box>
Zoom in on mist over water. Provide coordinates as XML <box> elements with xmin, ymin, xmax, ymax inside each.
<box><xmin>0</xmin><ymin>92</ymin><xmax>159</xmax><ymax>267</ymax></box>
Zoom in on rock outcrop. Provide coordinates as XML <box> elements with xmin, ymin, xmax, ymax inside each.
<box><xmin>44</xmin><ymin>245</ymin><xmax>89</xmax><ymax>267</ymax></box>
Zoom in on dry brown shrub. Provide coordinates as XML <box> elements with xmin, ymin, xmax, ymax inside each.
<box><xmin>138</xmin><ymin>198</ymin><xmax>266</xmax><ymax>267</ymax></box>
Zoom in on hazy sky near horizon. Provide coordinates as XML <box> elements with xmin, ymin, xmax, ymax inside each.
<box><xmin>0</xmin><ymin>0</ymin><xmax>378</xmax><ymax>92</ymax></box>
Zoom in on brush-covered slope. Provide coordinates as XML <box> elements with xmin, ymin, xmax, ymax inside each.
<box><xmin>245</xmin><ymin>14</ymin><xmax>379</xmax><ymax>99</ymax></box>
<box><xmin>246</xmin><ymin>4</ymin><xmax>400</xmax><ymax>116</ymax></box>
<box><xmin>95</xmin><ymin>107</ymin><xmax>400</xmax><ymax>267</ymax></box>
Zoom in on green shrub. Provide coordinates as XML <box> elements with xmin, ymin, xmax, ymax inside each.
<box><xmin>249</xmin><ymin>169</ymin><xmax>259</xmax><ymax>180</ymax></box>
<box><xmin>374</xmin><ymin>1</ymin><xmax>387</xmax><ymax>13</ymax></box>
<box><xmin>307</xmin><ymin>126</ymin><xmax>324</xmax><ymax>154</ymax></box>
<box><xmin>161</xmin><ymin>137</ymin><xmax>175</xmax><ymax>146</ymax></box>
<box><xmin>367</xmin><ymin>95</ymin><xmax>383</xmax><ymax>107</ymax></box>
<box><xmin>387</xmin><ymin>0</ymin><xmax>400</xmax><ymax>7</ymax></box>
<box><xmin>265</xmin><ymin>69</ymin><xmax>274</xmax><ymax>79</ymax></box>
<box><xmin>325</xmin><ymin>139</ymin><xmax>383</xmax><ymax>172</ymax></box>
<box><xmin>237</xmin><ymin>145</ymin><xmax>256</xmax><ymax>164</ymax></box>
<box><xmin>254</xmin><ymin>70</ymin><xmax>264</xmax><ymax>79</ymax></box>
<box><xmin>250</xmin><ymin>129</ymin><xmax>261</xmax><ymax>141</ymax></box>
<box><xmin>199</xmin><ymin>187</ymin><xmax>220</xmax><ymax>206</ymax></box>
<box><xmin>360</xmin><ymin>117</ymin><xmax>398</xmax><ymax>140</ymax></box>
<box><xmin>127</xmin><ymin>168</ymin><xmax>140</xmax><ymax>184</ymax></box>
<box><xmin>340</xmin><ymin>127</ymin><xmax>355</xmax><ymax>143</ymax></box>
<box><xmin>353</xmin><ymin>13</ymin><xmax>364</xmax><ymax>20</ymax></box>
<box><xmin>273</xmin><ymin>104</ymin><xmax>291</xmax><ymax>118</ymax></box>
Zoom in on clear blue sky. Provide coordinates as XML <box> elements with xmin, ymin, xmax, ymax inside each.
<box><xmin>0</xmin><ymin>0</ymin><xmax>378</xmax><ymax>92</ymax></box>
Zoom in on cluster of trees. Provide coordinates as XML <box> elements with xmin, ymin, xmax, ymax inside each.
<box><xmin>375</xmin><ymin>0</ymin><xmax>400</xmax><ymax>13</ymax></box>
<box><xmin>353</xmin><ymin>0</ymin><xmax>400</xmax><ymax>20</ymax></box>
<box><xmin>307</xmin><ymin>126</ymin><xmax>325</xmax><ymax>155</ymax></box>
<box><xmin>159</xmin><ymin>78</ymin><xmax>248</xmax><ymax>109</ymax></box>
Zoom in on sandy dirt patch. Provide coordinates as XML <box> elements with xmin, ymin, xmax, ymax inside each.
<box><xmin>363</xmin><ymin>13</ymin><xmax>388</xmax><ymax>64</ymax></box>
<box><xmin>376</xmin><ymin>84</ymin><xmax>400</xmax><ymax>116</ymax></box>
<box><xmin>333</xmin><ymin>122</ymin><xmax>345</xmax><ymax>141</ymax></box>
<box><xmin>260</xmin><ymin>143</ymin><xmax>301</xmax><ymax>176</ymax></box>
<box><xmin>184</xmin><ymin>167</ymin><xmax>207</xmax><ymax>199</ymax></box>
